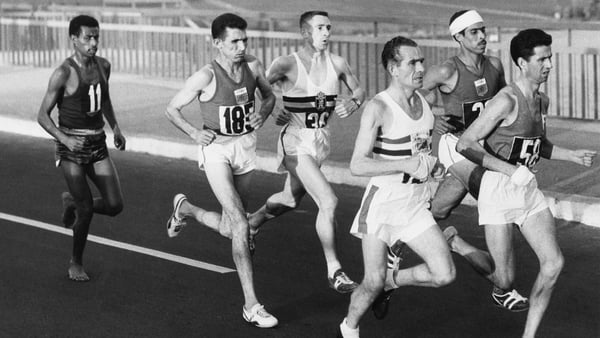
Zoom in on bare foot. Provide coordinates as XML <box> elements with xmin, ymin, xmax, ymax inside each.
<box><xmin>61</xmin><ymin>192</ymin><xmax>76</xmax><ymax>228</ymax></box>
<box><xmin>68</xmin><ymin>261</ymin><xmax>90</xmax><ymax>282</ymax></box>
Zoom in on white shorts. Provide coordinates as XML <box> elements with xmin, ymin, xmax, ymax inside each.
<box><xmin>276</xmin><ymin>125</ymin><xmax>331</xmax><ymax>172</ymax></box>
<box><xmin>198</xmin><ymin>132</ymin><xmax>257</xmax><ymax>176</ymax></box>
<box><xmin>478</xmin><ymin>171</ymin><xmax>548</xmax><ymax>226</ymax></box>
<box><xmin>350</xmin><ymin>177</ymin><xmax>436</xmax><ymax>245</ymax></box>
<box><xmin>438</xmin><ymin>133</ymin><xmax>466</xmax><ymax>171</ymax></box>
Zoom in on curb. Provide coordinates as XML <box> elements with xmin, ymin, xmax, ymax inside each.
<box><xmin>2</xmin><ymin>116</ymin><xmax>599</xmax><ymax>228</ymax></box>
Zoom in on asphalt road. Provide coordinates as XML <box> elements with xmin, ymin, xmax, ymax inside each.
<box><xmin>1</xmin><ymin>132</ymin><xmax>599</xmax><ymax>337</ymax></box>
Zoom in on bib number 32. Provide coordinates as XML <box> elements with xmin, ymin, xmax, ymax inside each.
<box><xmin>219</xmin><ymin>101</ymin><xmax>255</xmax><ymax>135</ymax></box>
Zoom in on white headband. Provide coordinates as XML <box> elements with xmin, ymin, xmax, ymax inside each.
<box><xmin>449</xmin><ymin>10</ymin><xmax>483</xmax><ymax>36</ymax></box>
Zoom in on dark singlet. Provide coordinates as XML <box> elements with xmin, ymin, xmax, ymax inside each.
<box><xmin>199</xmin><ymin>60</ymin><xmax>257</xmax><ymax>136</ymax></box>
<box><xmin>58</xmin><ymin>57</ymin><xmax>107</xmax><ymax>130</ymax></box>
<box><xmin>440</xmin><ymin>55</ymin><xmax>504</xmax><ymax>133</ymax></box>
<box><xmin>484</xmin><ymin>83</ymin><xmax>547</xmax><ymax>169</ymax></box>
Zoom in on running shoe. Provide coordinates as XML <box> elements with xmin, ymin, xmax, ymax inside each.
<box><xmin>167</xmin><ymin>193</ymin><xmax>187</xmax><ymax>238</ymax></box>
<box><xmin>242</xmin><ymin>303</ymin><xmax>278</xmax><ymax>328</ymax></box>
<box><xmin>372</xmin><ymin>241</ymin><xmax>405</xmax><ymax>319</ymax></box>
<box><xmin>328</xmin><ymin>269</ymin><xmax>358</xmax><ymax>294</ymax></box>
<box><xmin>492</xmin><ymin>287</ymin><xmax>529</xmax><ymax>312</ymax></box>
<box><xmin>371</xmin><ymin>289</ymin><xmax>395</xmax><ymax>320</ymax></box>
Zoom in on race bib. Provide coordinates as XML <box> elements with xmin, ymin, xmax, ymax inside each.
<box><xmin>218</xmin><ymin>101</ymin><xmax>255</xmax><ymax>135</ymax></box>
<box><xmin>508</xmin><ymin>136</ymin><xmax>542</xmax><ymax>168</ymax></box>
<box><xmin>305</xmin><ymin>92</ymin><xmax>333</xmax><ymax>128</ymax></box>
<box><xmin>461</xmin><ymin>99</ymin><xmax>488</xmax><ymax>129</ymax></box>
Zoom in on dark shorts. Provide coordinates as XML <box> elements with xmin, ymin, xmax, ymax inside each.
<box><xmin>55</xmin><ymin>130</ymin><xmax>109</xmax><ymax>166</ymax></box>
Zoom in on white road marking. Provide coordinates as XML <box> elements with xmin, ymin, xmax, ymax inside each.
<box><xmin>0</xmin><ymin>212</ymin><xmax>236</xmax><ymax>274</ymax></box>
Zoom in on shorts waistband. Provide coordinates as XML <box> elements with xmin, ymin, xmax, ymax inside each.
<box><xmin>59</xmin><ymin>127</ymin><xmax>105</xmax><ymax>136</ymax></box>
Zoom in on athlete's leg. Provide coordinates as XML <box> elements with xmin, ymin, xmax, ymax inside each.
<box><xmin>60</xmin><ymin>160</ymin><xmax>94</xmax><ymax>281</ymax></box>
<box><xmin>391</xmin><ymin>225</ymin><xmax>455</xmax><ymax>288</ymax></box>
<box><xmin>203</xmin><ymin>162</ymin><xmax>259</xmax><ymax>310</ymax></box>
<box><xmin>345</xmin><ymin>234</ymin><xmax>388</xmax><ymax>330</ymax></box>
<box><xmin>519</xmin><ymin>209</ymin><xmax>563</xmax><ymax>338</ymax></box>
<box><xmin>437</xmin><ymin>160</ymin><xmax>496</xmax><ymax>276</ymax></box>
<box><xmin>248</xmin><ymin>169</ymin><xmax>306</xmax><ymax>230</ymax></box>
<box><xmin>483</xmin><ymin>224</ymin><xmax>516</xmax><ymax>290</ymax></box>
<box><xmin>87</xmin><ymin>157</ymin><xmax>124</xmax><ymax>216</ymax></box>
<box><xmin>431</xmin><ymin>174</ymin><xmax>468</xmax><ymax>220</ymax></box>
<box><xmin>285</xmin><ymin>154</ymin><xmax>344</xmax><ymax>277</ymax></box>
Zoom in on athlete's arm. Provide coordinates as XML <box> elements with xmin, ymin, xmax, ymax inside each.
<box><xmin>537</xmin><ymin>95</ymin><xmax>597</xmax><ymax>165</ymax></box>
<box><xmin>37</xmin><ymin>65</ymin><xmax>84</xmax><ymax>152</ymax></box>
<box><xmin>248</xmin><ymin>56</ymin><xmax>275</xmax><ymax>129</ymax></box>
<box><xmin>165</xmin><ymin>66</ymin><xmax>216</xmax><ymax>146</ymax></box>
<box><xmin>457</xmin><ymin>90</ymin><xmax>517</xmax><ymax>176</ymax></box>
<box><xmin>350</xmin><ymin>98</ymin><xmax>420</xmax><ymax>177</ymax></box>
<box><xmin>98</xmin><ymin>58</ymin><xmax>125</xmax><ymax>150</ymax></box>
<box><xmin>334</xmin><ymin>56</ymin><xmax>366</xmax><ymax>118</ymax></box>
<box><xmin>266</xmin><ymin>55</ymin><xmax>293</xmax><ymax>125</ymax></box>
<box><xmin>423</xmin><ymin>62</ymin><xmax>458</xmax><ymax>135</ymax></box>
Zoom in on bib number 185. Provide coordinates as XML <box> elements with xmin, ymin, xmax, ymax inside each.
<box><xmin>219</xmin><ymin>101</ymin><xmax>255</xmax><ymax>135</ymax></box>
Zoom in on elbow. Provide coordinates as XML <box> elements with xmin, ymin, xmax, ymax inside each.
<box><xmin>349</xmin><ymin>159</ymin><xmax>365</xmax><ymax>176</ymax></box>
<box><xmin>455</xmin><ymin>138</ymin><xmax>469</xmax><ymax>155</ymax></box>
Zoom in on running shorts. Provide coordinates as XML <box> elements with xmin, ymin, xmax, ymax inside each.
<box><xmin>478</xmin><ymin>170</ymin><xmax>548</xmax><ymax>226</ymax></box>
<box><xmin>350</xmin><ymin>177</ymin><xmax>436</xmax><ymax>245</ymax></box>
<box><xmin>276</xmin><ymin>124</ymin><xmax>331</xmax><ymax>172</ymax></box>
<box><xmin>55</xmin><ymin>128</ymin><xmax>108</xmax><ymax>166</ymax></box>
<box><xmin>198</xmin><ymin>132</ymin><xmax>257</xmax><ymax>176</ymax></box>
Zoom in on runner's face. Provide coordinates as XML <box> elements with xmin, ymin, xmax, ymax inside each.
<box><xmin>307</xmin><ymin>15</ymin><xmax>331</xmax><ymax>51</ymax></box>
<box><xmin>217</xmin><ymin>28</ymin><xmax>248</xmax><ymax>62</ymax></box>
<box><xmin>393</xmin><ymin>46</ymin><xmax>425</xmax><ymax>89</ymax></box>
<box><xmin>459</xmin><ymin>22</ymin><xmax>487</xmax><ymax>54</ymax></box>
<box><xmin>523</xmin><ymin>45</ymin><xmax>553</xmax><ymax>84</ymax></box>
<box><xmin>72</xmin><ymin>26</ymin><xmax>99</xmax><ymax>57</ymax></box>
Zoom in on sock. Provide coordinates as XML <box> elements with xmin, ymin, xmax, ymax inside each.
<box><xmin>339</xmin><ymin>318</ymin><xmax>359</xmax><ymax>336</ymax></box>
<box><xmin>327</xmin><ymin>261</ymin><xmax>342</xmax><ymax>278</ymax></box>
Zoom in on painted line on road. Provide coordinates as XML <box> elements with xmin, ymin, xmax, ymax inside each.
<box><xmin>0</xmin><ymin>212</ymin><xmax>236</xmax><ymax>274</ymax></box>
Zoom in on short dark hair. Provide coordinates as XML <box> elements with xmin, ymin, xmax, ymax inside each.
<box><xmin>381</xmin><ymin>36</ymin><xmax>418</xmax><ymax>70</ymax></box>
<box><xmin>69</xmin><ymin>15</ymin><xmax>99</xmax><ymax>37</ymax></box>
<box><xmin>510</xmin><ymin>29</ymin><xmax>552</xmax><ymax>66</ymax></box>
<box><xmin>299</xmin><ymin>11</ymin><xmax>329</xmax><ymax>30</ymax></box>
<box><xmin>211</xmin><ymin>13</ymin><xmax>247</xmax><ymax>39</ymax></box>
<box><xmin>449</xmin><ymin>10</ymin><xmax>469</xmax><ymax>27</ymax></box>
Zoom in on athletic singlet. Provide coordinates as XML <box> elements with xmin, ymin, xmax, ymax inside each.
<box><xmin>484</xmin><ymin>83</ymin><xmax>547</xmax><ymax>169</ymax></box>
<box><xmin>282</xmin><ymin>52</ymin><xmax>339</xmax><ymax>129</ymax></box>
<box><xmin>199</xmin><ymin>60</ymin><xmax>256</xmax><ymax>136</ymax></box>
<box><xmin>440</xmin><ymin>55</ymin><xmax>504</xmax><ymax>133</ymax></box>
<box><xmin>57</xmin><ymin>57</ymin><xmax>107</xmax><ymax>130</ymax></box>
<box><xmin>372</xmin><ymin>91</ymin><xmax>434</xmax><ymax>184</ymax></box>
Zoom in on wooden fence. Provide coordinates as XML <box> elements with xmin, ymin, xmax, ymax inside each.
<box><xmin>1</xmin><ymin>17</ymin><xmax>598</xmax><ymax>120</ymax></box>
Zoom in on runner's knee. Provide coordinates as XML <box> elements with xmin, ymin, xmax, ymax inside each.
<box><xmin>317</xmin><ymin>194</ymin><xmax>338</xmax><ymax>214</ymax></box>
<box><xmin>361</xmin><ymin>272</ymin><xmax>386</xmax><ymax>294</ymax></box>
<box><xmin>105</xmin><ymin>200</ymin><xmax>123</xmax><ymax>217</ymax></box>
<box><xmin>540</xmin><ymin>253</ymin><xmax>564</xmax><ymax>282</ymax></box>
<box><xmin>430</xmin><ymin>263</ymin><xmax>456</xmax><ymax>287</ymax></box>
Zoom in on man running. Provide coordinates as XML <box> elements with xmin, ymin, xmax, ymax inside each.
<box><xmin>337</xmin><ymin>36</ymin><xmax>455</xmax><ymax>338</ymax></box>
<box><xmin>164</xmin><ymin>13</ymin><xmax>278</xmax><ymax>328</ymax></box>
<box><xmin>248</xmin><ymin>11</ymin><xmax>366</xmax><ymax>293</ymax></box>
<box><xmin>457</xmin><ymin>28</ymin><xmax>596</xmax><ymax>338</ymax></box>
<box><xmin>37</xmin><ymin>15</ymin><xmax>125</xmax><ymax>282</ymax></box>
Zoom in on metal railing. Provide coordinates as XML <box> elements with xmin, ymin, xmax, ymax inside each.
<box><xmin>1</xmin><ymin>17</ymin><xmax>598</xmax><ymax>120</ymax></box>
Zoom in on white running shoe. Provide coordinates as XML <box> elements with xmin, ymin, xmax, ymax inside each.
<box><xmin>167</xmin><ymin>194</ymin><xmax>187</xmax><ymax>238</ymax></box>
<box><xmin>242</xmin><ymin>303</ymin><xmax>278</xmax><ymax>328</ymax></box>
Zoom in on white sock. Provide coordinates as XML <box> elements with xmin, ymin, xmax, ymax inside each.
<box><xmin>339</xmin><ymin>318</ymin><xmax>359</xmax><ymax>336</ymax></box>
<box><xmin>327</xmin><ymin>261</ymin><xmax>342</xmax><ymax>278</ymax></box>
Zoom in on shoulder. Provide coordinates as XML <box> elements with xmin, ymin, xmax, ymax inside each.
<box><xmin>244</xmin><ymin>54</ymin><xmax>264</xmax><ymax>74</ymax></box>
<box><xmin>95</xmin><ymin>56</ymin><xmax>111</xmax><ymax>72</ymax></box>
<box><xmin>486</xmin><ymin>55</ymin><xmax>504</xmax><ymax>72</ymax></box>
<box><xmin>540</xmin><ymin>91</ymin><xmax>550</xmax><ymax>108</ymax></box>
<box><xmin>362</xmin><ymin>95</ymin><xmax>387</xmax><ymax>120</ymax></box>
<box><xmin>488</xmin><ymin>86</ymin><xmax>517</xmax><ymax>113</ymax></box>
<box><xmin>427</xmin><ymin>60</ymin><xmax>457</xmax><ymax>83</ymax></box>
<box><xmin>329</xmin><ymin>53</ymin><xmax>351</xmax><ymax>73</ymax></box>
<box><xmin>184</xmin><ymin>64</ymin><xmax>214</xmax><ymax>90</ymax></box>
<box><xmin>49</xmin><ymin>62</ymin><xmax>72</xmax><ymax>86</ymax></box>
<box><xmin>269</xmin><ymin>54</ymin><xmax>295</xmax><ymax>73</ymax></box>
